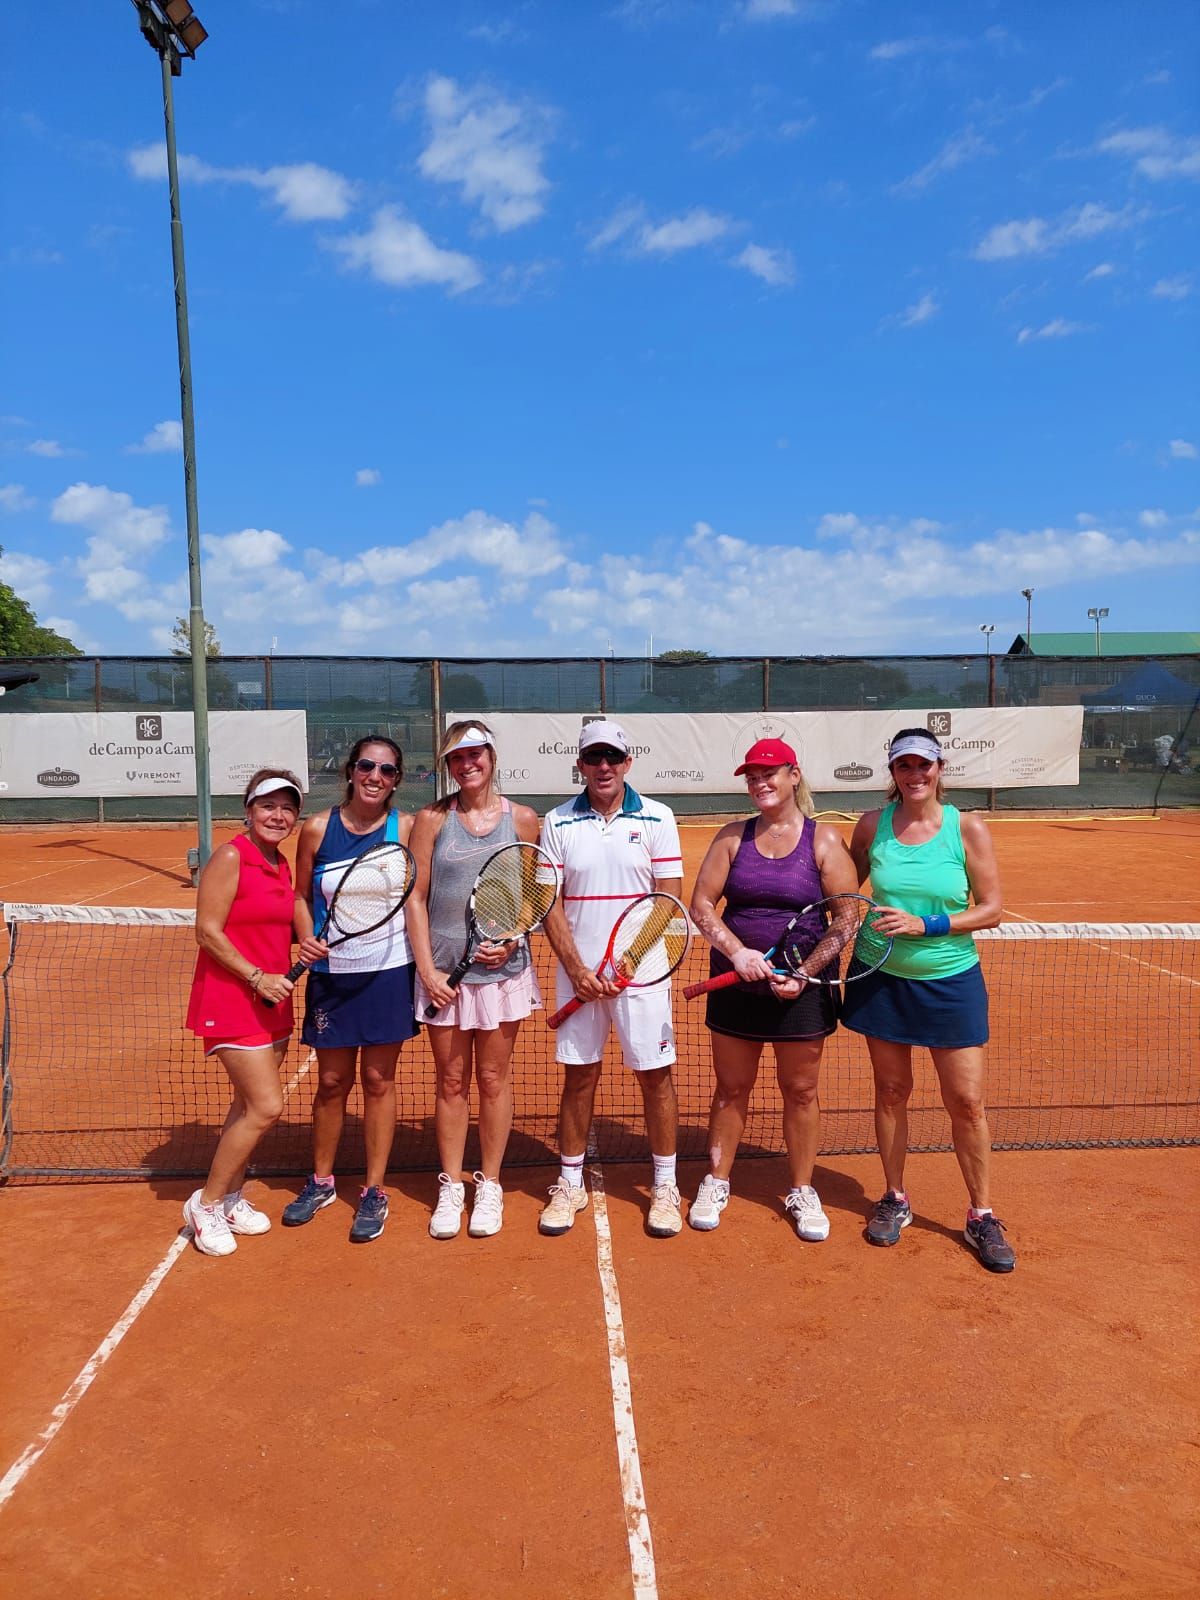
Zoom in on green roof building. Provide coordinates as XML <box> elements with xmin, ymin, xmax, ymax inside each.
<box><xmin>1007</xmin><ymin>631</ymin><xmax>1200</xmax><ymax>657</ymax></box>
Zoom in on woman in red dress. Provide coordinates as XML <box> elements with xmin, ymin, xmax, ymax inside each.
<box><xmin>184</xmin><ymin>768</ymin><xmax>319</xmax><ymax>1256</ymax></box>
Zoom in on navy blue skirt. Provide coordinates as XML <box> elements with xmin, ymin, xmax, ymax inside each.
<box><xmin>839</xmin><ymin>962</ymin><xmax>989</xmax><ymax>1049</ymax></box>
<box><xmin>301</xmin><ymin>962</ymin><xmax>420</xmax><ymax>1049</ymax></box>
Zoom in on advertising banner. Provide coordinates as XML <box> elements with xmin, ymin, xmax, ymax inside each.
<box><xmin>0</xmin><ymin>711</ymin><xmax>309</xmax><ymax>798</ymax></box>
<box><xmin>445</xmin><ymin>708</ymin><xmax>1083</xmax><ymax>793</ymax></box>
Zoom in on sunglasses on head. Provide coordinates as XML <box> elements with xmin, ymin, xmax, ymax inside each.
<box><xmin>579</xmin><ymin>748</ymin><xmax>626</xmax><ymax>767</ymax></box>
<box><xmin>354</xmin><ymin>758</ymin><xmax>398</xmax><ymax>777</ymax></box>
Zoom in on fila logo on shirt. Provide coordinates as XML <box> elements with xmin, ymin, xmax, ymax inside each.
<box><xmin>627</xmin><ymin>830</ymin><xmax>641</xmax><ymax>843</ymax></box>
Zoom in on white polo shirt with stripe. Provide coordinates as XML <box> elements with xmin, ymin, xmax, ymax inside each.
<box><xmin>539</xmin><ymin>783</ymin><xmax>683</xmax><ymax>968</ymax></box>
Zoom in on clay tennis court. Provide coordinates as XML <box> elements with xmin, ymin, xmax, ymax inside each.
<box><xmin>2</xmin><ymin>813</ymin><xmax>1199</xmax><ymax>1598</ymax></box>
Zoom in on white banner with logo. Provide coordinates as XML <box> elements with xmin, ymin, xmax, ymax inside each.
<box><xmin>0</xmin><ymin>711</ymin><xmax>309</xmax><ymax>798</ymax></box>
<box><xmin>446</xmin><ymin>708</ymin><xmax>1083</xmax><ymax>793</ymax></box>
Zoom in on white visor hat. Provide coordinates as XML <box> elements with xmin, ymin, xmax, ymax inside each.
<box><xmin>443</xmin><ymin>725</ymin><xmax>495</xmax><ymax>755</ymax></box>
<box><xmin>246</xmin><ymin>776</ymin><xmax>302</xmax><ymax>805</ymax></box>
<box><xmin>887</xmin><ymin>733</ymin><xmax>943</xmax><ymax>764</ymax></box>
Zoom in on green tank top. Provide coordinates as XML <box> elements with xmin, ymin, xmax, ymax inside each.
<box><xmin>867</xmin><ymin>803</ymin><xmax>979</xmax><ymax>980</ymax></box>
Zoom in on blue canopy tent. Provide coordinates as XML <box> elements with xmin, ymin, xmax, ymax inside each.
<box><xmin>1081</xmin><ymin>661</ymin><xmax>1200</xmax><ymax>774</ymax></box>
<box><xmin>1081</xmin><ymin>660</ymin><xmax>1198</xmax><ymax>708</ymax></box>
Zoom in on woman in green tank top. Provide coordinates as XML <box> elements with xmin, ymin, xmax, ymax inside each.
<box><xmin>843</xmin><ymin>729</ymin><xmax>1016</xmax><ymax>1273</ymax></box>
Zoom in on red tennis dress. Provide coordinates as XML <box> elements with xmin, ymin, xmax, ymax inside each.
<box><xmin>186</xmin><ymin>834</ymin><xmax>296</xmax><ymax>1039</ymax></box>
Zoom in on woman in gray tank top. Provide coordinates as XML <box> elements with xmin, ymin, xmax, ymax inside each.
<box><xmin>406</xmin><ymin>720</ymin><xmax>544</xmax><ymax>1242</ymax></box>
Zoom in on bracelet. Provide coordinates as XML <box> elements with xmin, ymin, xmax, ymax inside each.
<box><xmin>921</xmin><ymin>914</ymin><xmax>951</xmax><ymax>937</ymax></box>
<box><xmin>247</xmin><ymin>966</ymin><xmax>264</xmax><ymax>990</ymax></box>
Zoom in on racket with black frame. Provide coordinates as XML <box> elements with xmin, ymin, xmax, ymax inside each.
<box><xmin>547</xmin><ymin>891</ymin><xmax>691</xmax><ymax>1029</ymax></box>
<box><xmin>424</xmin><ymin>841</ymin><xmax>558</xmax><ymax>1019</ymax></box>
<box><xmin>683</xmin><ymin>893</ymin><xmax>891</xmax><ymax>998</ymax></box>
<box><xmin>262</xmin><ymin>840</ymin><xmax>417</xmax><ymax>1007</ymax></box>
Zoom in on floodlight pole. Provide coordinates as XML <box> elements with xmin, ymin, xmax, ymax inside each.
<box><xmin>1087</xmin><ymin>606</ymin><xmax>1109</xmax><ymax>658</ymax></box>
<box><xmin>1021</xmin><ymin>587</ymin><xmax>1034</xmax><ymax>648</ymax></box>
<box><xmin>134</xmin><ymin>1</ymin><xmax>213</xmax><ymax>868</ymax></box>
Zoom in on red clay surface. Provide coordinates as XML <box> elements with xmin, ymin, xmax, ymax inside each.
<box><xmin>1</xmin><ymin>812</ymin><xmax>1198</xmax><ymax>1597</ymax></box>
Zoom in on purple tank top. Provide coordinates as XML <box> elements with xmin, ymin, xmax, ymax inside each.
<box><xmin>711</xmin><ymin>817</ymin><xmax>825</xmax><ymax>993</ymax></box>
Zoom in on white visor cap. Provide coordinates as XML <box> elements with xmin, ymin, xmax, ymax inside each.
<box><xmin>246</xmin><ymin>776</ymin><xmax>302</xmax><ymax>804</ymax></box>
<box><xmin>444</xmin><ymin>725</ymin><xmax>495</xmax><ymax>755</ymax></box>
<box><xmin>887</xmin><ymin>733</ymin><xmax>943</xmax><ymax>764</ymax></box>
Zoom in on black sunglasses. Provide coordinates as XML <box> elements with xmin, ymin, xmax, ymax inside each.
<box><xmin>354</xmin><ymin>758</ymin><xmax>399</xmax><ymax>778</ymax></box>
<box><xmin>578</xmin><ymin>748</ymin><xmax>626</xmax><ymax>767</ymax></box>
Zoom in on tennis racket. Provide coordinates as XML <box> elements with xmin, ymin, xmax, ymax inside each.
<box><xmin>547</xmin><ymin>892</ymin><xmax>691</xmax><ymax>1029</ymax></box>
<box><xmin>684</xmin><ymin>893</ymin><xmax>891</xmax><ymax>998</ymax></box>
<box><xmin>262</xmin><ymin>841</ymin><xmax>416</xmax><ymax>1006</ymax></box>
<box><xmin>424</xmin><ymin>842</ymin><xmax>558</xmax><ymax>1019</ymax></box>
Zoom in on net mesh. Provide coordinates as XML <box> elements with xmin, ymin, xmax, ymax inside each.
<box><xmin>2</xmin><ymin>904</ymin><xmax>1198</xmax><ymax>1180</ymax></box>
<box><xmin>613</xmin><ymin>894</ymin><xmax>691</xmax><ymax>984</ymax></box>
<box><xmin>472</xmin><ymin>845</ymin><xmax>558</xmax><ymax>940</ymax></box>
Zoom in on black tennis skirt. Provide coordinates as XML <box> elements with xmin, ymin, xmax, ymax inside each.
<box><xmin>705</xmin><ymin>980</ymin><xmax>839</xmax><ymax>1043</ymax></box>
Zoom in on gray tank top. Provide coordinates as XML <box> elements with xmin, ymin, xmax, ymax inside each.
<box><xmin>427</xmin><ymin>799</ymin><xmax>530</xmax><ymax>986</ymax></box>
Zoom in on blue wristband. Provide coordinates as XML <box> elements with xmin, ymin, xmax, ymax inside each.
<box><xmin>921</xmin><ymin>913</ymin><xmax>951</xmax><ymax>936</ymax></box>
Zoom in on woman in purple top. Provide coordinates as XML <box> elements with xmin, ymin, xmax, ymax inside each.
<box><xmin>688</xmin><ymin>739</ymin><xmax>857</xmax><ymax>1238</ymax></box>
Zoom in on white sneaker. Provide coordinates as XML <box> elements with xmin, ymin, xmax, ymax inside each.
<box><xmin>647</xmin><ymin>1182</ymin><xmax>683</xmax><ymax>1238</ymax></box>
<box><xmin>183</xmin><ymin>1190</ymin><xmax>237</xmax><ymax>1256</ymax></box>
<box><xmin>688</xmin><ymin>1174</ymin><xmax>730</xmax><ymax>1231</ymax></box>
<box><xmin>784</xmin><ymin>1185</ymin><xmax>830</xmax><ymax>1241</ymax></box>
<box><xmin>468</xmin><ymin>1173</ymin><xmax>504</xmax><ymax>1238</ymax></box>
<box><xmin>222</xmin><ymin>1191</ymin><xmax>271</xmax><ymax>1235</ymax></box>
<box><xmin>538</xmin><ymin>1178</ymin><xmax>589</xmax><ymax>1236</ymax></box>
<box><xmin>429</xmin><ymin>1173</ymin><xmax>465</xmax><ymax>1239</ymax></box>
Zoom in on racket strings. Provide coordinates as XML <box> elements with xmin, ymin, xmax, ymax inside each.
<box><xmin>782</xmin><ymin>896</ymin><xmax>888</xmax><ymax>981</ymax></box>
<box><xmin>473</xmin><ymin>847</ymin><xmax>557</xmax><ymax>940</ymax></box>
<box><xmin>329</xmin><ymin>849</ymin><xmax>416</xmax><ymax>935</ymax></box>
<box><xmin>613</xmin><ymin>896</ymin><xmax>690</xmax><ymax>982</ymax></box>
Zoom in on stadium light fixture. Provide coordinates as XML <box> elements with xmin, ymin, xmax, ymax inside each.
<box><xmin>128</xmin><ymin>0</ymin><xmax>214</xmax><ymax>869</ymax></box>
<box><xmin>1087</xmin><ymin>606</ymin><xmax>1109</xmax><ymax>657</ymax></box>
<box><xmin>1020</xmin><ymin>588</ymin><xmax>1034</xmax><ymax>646</ymax></box>
<box><xmin>979</xmin><ymin>623</ymin><xmax>996</xmax><ymax>658</ymax></box>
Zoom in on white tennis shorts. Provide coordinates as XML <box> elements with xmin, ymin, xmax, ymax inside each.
<box><xmin>553</xmin><ymin>975</ymin><xmax>677</xmax><ymax>1071</ymax></box>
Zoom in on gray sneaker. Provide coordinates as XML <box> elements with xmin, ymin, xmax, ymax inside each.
<box><xmin>866</xmin><ymin>1191</ymin><xmax>912</xmax><ymax>1247</ymax></box>
<box><xmin>688</xmin><ymin>1175</ymin><xmax>730</xmax><ymax>1231</ymax></box>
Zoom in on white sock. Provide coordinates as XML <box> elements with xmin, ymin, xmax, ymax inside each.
<box><xmin>652</xmin><ymin>1153</ymin><xmax>677</xmax><ymax>1188</ymax></box>
<box><xmin>560</xmin><ymin>1155</ymin><xmax>585</xmax><ymax>1190</ymax></box>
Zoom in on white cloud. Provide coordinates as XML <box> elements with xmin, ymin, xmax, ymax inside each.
<box><xmin>0</xmin><ymin>483</ymin><xmax>35</xmax><ymax>513</ymax></box>
<box><xmin>50</xmin><ymin>482</ymin><xmax>173</xmax><ymax>610</ymax></box>
<box><xmin>127</xmin><ymin>144</ymin><xmax>358</xmax><ymax>222</ymax></box>
<box><xmin>889</xmin><ymin>292</ymin><xmax>940</xmax><ymax>329</ymax></box>
<box><xmin>1139</xmin><ymin>509</ymin><xmax>1168</xmax><ymax>529</ymax></box>
<box><xmin>869</xmin><ymin>35</ymin><xmax>962</xmax><ymax>61</ymax></box>
<box><xmin>1169</xmin><ymin>439</ymin><xmax>1197</xmax><ymax>460</ymax></box>
<box><xmin>974</xmin><ymin>202</ymin><xmax>1140</xmax><ymax>262</ymax></box>
<box><xmin>1083</xmin><ymin>262</ymin><xmax>1116</xmax><ymax>281</ymax></box>
<box><xmin>126</xmin><ymin>420</ymin><xmax>183</xmax><ymax>455</ymax></box>
<box><xmin>1017</xmin><ymin>318</ymin><xmax>1092</xmax><ymax>343</ymax></box>
<box><xmin>1151</xmin><ymin>275</ymin><xmax>1192</xmax><ymax>301</ymax></box>
<box><xmin>27</xmin><ymin>438</ymin><xmax>76</xmax><ymax>458</ymax></box>
<box><xmin>587</xmin><ymin>203</ymin><xmax>645</xmax><ymax>251</ymax></box>
<box><xmin>892</xmin><ymin>128</ymin><xmax>993</xmax><ymax>195</ymax></box>
<box><xmin>355</xmin><ymin>468</ymin><xmax>382</xmax><ymax>487</ymax></box>
<box><xmin>328</xmin><ymin>207</ymin><xmax>482</xmax><ymax>294</ymax></box>
<box><xmin>733</xmin><ymin>243</ymin><xmax>796</xmax><ymax>286</ymax></box>
<box><xmin>203</xmin><ymin>528</ymin><xmax>293</xmax><ymax>573</ymax></box>
<box><xmin>0</xmin><ymin>547</ymin><xmax>53</xmax><ymax>604</ymax></box>
<box><xmin>1097</xmin><ymin>126</ymin><xmax>1200</xmax><ymax>182</ymax></box>
<box><xmin>743</xmin><ymin>0</ymin><xmax>804</xmax><ymax>18</ymax></box>
<box><xmin>638</xmin><ymin>209</ymin><xmax>733</xmax><ymax>255</ymax></box>
<box><xmin>335</xmin><ymin>509</ymin><xmax>565</xmax><ymax>586</ymax></box>
<box><xmin>418</xmin><ymin>75</ymin><xmax>552</xmax><ymax>231</ymax></box>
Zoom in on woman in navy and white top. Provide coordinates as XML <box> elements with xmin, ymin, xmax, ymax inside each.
<box><xmin>406</xmin><ymin>721</ymin><xmax>542</xmax><ymax>1242</ymax></box>
<box><xmin>282</xmin><ymin>735</ymin><xmax>417</xmax><ymax>1244</ymax></box>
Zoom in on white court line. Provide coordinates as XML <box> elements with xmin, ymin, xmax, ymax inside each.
<box><xmin>1002</xmin><ymin>909</ymin><xmax>1200</xmax><ymax>988</ymax></box>
<box><xmin>0</xmin><ymin>1232</ymin><xmax>190</xmax><ymax>1512</ymax></box>
<box><xmin>0</xmin><ymin>1042</ymin><xmax>318</xmax><ymax>1515</ymax></box>
<box><xmin>586</xmin><ymin>1150</ymin><xmax>659</xmax><ymax>1600</ymax></box>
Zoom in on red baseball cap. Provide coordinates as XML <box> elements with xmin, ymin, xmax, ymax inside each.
<box><xmin>734</xmin><ymin>738</ymin><xmax>798</xmax><ymax>775</ymax></box>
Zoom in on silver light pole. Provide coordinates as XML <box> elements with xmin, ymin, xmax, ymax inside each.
<box><xmin>979</xmin><ymin>623</ymin><xmax>996</xmax><ymax>658</ymax></box>
<box><xmin>1020</xmin><ymin>587</ymin><xmax>1034</xmax><ymax>648</ymax></box>
<box><xmin>1087</xmin><ymin>607</ymin><xmax>1109</xmax><ymax>658</ymax></box>
<box><xmin>131</xmin><ymin>0</ymin><xmax>213</xmax><ymax>868</ymax></box>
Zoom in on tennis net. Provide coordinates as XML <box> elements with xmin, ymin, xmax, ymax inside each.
<box><xmin>2</xmin><ymin>903</ymin><xmax>1197</xmax><ymax>1180</ymax></box>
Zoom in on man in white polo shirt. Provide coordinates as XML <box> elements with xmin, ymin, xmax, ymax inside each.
<box><xmin>538</xmin><ymin>719</ymin><xmax>685</xmax><ymax>1238</ymax></box>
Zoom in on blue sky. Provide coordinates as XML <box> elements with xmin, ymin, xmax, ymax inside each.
<box><xmin>1</xmin><ymin>0</ymin><xmax>1197</xmax><ymax>658</ymax></box>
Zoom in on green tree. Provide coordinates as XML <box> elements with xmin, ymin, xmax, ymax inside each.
<box><xmin>0</xmin><ymin>549</ymin><xmax>81</xmax><ymax>655</ymax></box>
<box><xmin>171</xmin><ymin>615</ymin><xmax>222</xmax><ymax>657</ymax></box>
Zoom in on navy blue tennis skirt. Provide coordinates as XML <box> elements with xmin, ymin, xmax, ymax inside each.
<box><xmin>301</xmin><ymin>962</ymin><xmax>420</xmax><ymax>1049</ymax></box>
<box><xmin>839</xmin><ymin>962</ymin><xmax>989</xmax><ymax>1049</ymax></box>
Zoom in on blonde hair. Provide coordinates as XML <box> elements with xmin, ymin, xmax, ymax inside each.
<box><xmin>744</xmin><ymin>764</ymin><xmax>814</xmax><ymax>819</ymax></box>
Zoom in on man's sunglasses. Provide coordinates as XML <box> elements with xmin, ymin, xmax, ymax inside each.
<box><xmin>354</xmin><ymin>758</ymin><xmax>399</xmax><ymax>777</ymax></box>
<box><xmin>578</xmin><ymin>748</ymin><xmax>626</xmax><ymax>767</ymax></box>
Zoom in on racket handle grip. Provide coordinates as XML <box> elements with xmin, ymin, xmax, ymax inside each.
<box><xmin>258</xmin><ymin>959</ymin><xmax>307</xmax><ymax>1011</ymax></box>
<box><xmin>546</xmin><ymin>994</ymin><xmax>584</xmax><ymax>1030</ymax></box>
<box><xmin>683</xmin><ymin>969</ymin><xmax>740</xmax><ymax>1000</ymax></box>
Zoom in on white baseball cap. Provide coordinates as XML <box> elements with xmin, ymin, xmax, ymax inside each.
<box><xmin>578</xmin><ymin>719</ymin><xmax>630</xmax><ymax>756</ymax></box>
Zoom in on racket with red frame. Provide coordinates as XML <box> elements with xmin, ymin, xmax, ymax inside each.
<box><xmin>684</xmin><ymin>892</ymin><xmax>891</xmax><ymax>998</ymax></box>
<box><xmin>547</xmin><ymin>892</ymin><xmax>691</xmax><ymax>1029</ymax></box>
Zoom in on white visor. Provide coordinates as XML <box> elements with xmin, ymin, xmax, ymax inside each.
<box><xmin>246</xmin><ymin>776</ymin><xmax>302</xmax><ymax>804</ymax></box>
<box><xmin>888</xmin><ymin>734</ymin><xmax>943</xmax><ymax>764</ymax></box>
<box><xmin>443</xmin><ymin>725</ymin><xmax>495</xmax><ymax>755</ymax></box>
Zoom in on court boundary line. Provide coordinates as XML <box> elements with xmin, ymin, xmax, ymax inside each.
<box><xmin>586</xmin><ymin>1147</ymin><xmax>659</xmax><ymax>1600</ymax></box>
<box><xmin>0</xmin><ymin>1231</ymin><xmax>190</xmax><ymax>1513</ymax></box>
